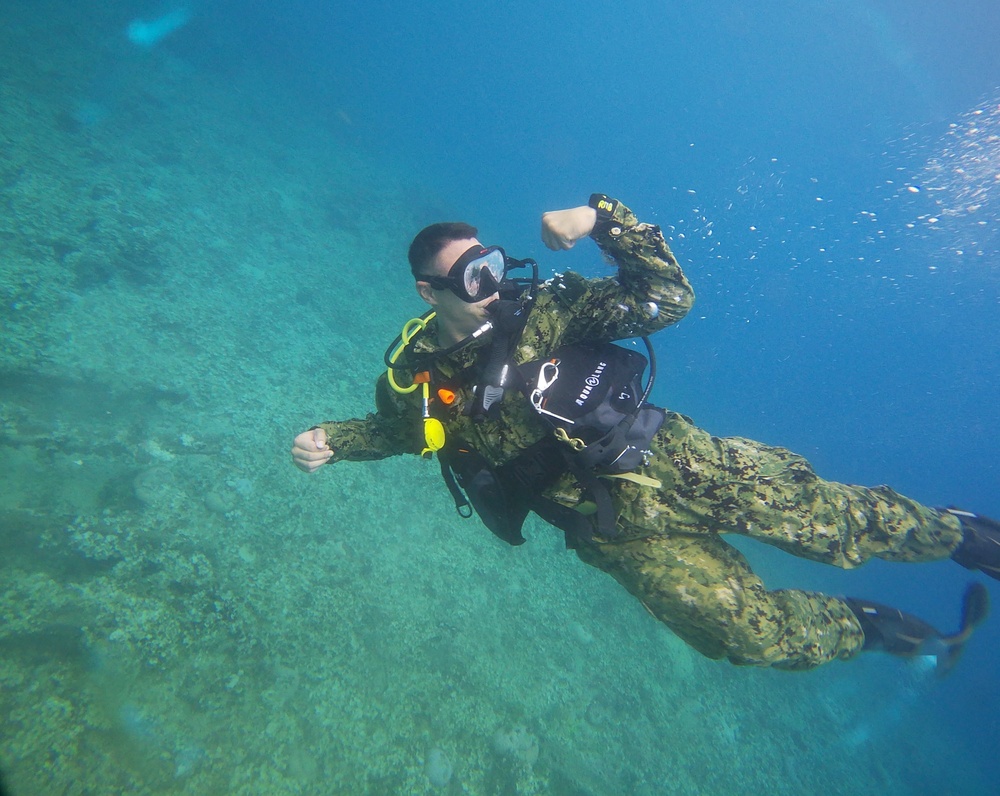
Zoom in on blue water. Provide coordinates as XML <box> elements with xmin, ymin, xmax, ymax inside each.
<box><xmin>1</xmin><ymin>0</ymin><xmax>998</xmax><ymax>793</ymax></box>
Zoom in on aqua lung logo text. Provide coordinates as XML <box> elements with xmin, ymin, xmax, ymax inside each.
<box><xmin>576</xmin><ymin>361</ymin><xmax>608</xmax><ymax>406</ymax></box>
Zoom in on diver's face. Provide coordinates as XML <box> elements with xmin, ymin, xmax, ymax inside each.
<box><xmin>416</xmin><ymin>237</ymin><xmax>499</xmax><ymax>322</ymax></box>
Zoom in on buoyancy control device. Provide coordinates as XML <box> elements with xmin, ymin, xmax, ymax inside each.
<box><xmin>438</xmin><ymin>337</ymin><xmax>665</xmax><ymax>545</ymax></box>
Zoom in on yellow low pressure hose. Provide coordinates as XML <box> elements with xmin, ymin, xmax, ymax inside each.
<box><xmin>386</xmin><ymin>312</ymin><xmax>445</xmax><ymax>456</ymax></box>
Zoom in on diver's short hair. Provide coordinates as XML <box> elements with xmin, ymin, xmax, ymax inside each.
<box><xmin>408</xmin><ymin>222</ymin><xmax>478</xmax><ymax>278</ymax></box>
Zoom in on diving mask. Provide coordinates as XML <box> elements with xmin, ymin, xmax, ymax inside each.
<box><xmin>419</xmin><ymin>245</ymin><xmax>507</xmax><ymax>303</ymax></box>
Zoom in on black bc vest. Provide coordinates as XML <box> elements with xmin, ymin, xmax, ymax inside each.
<box><xmin>438</xmin><ymin>341</ymin><xmax>664</xmax><ymax>546</ymax></box>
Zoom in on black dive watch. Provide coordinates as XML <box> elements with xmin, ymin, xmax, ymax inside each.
<box><xmin>588</xmin><ymin>193</ymin><xmax>623</xmax><ymax>237</ymax></box>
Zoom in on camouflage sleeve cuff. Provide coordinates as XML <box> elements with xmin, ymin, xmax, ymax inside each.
<box><xmin>313</xmin><ymin>422</ymin><xmax>345</xmax><ymax>462</ymax></box>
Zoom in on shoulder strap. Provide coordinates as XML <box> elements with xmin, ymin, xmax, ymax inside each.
<box><xmin>469</xmin><ymin>297</ymin><xmax>535</xmax><ymax>418</ymax></box>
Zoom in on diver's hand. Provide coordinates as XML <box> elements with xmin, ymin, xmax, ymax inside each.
<box><xmin>541</xmin><ymin>205</ymin><xmax>597</xmax><ymax>250</ymax></box>
<box><xmin>291</xmin><ymin>427</ymin><xmax>333</xmax><ymax>473</ymax></box>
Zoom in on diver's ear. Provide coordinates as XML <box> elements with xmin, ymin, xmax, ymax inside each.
<box><xmin>415</xmin><ymin>280</ymin><xmax>437</xmax><ymax>306</ymax></box>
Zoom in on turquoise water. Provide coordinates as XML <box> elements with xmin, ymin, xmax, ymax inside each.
<box><xmin>1</xmin><ymin>1</ymin><xmax>998</xmax><ymax>793</ymax></box>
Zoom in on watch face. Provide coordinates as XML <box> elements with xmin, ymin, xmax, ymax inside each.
<box><xmin>590</xmin><ymin>194</ymin><xmax>616</xmax><ymax>219</ymax></box>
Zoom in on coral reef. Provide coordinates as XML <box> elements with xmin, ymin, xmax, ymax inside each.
<box><xmin>0</xmin><ymin>2</ymin><xmax>984</xmax><ymax>795</ymax></box>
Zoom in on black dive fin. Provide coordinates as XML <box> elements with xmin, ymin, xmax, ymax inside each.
<box><xmin>937</xmin><ymin>582</ymin><xmax>990</xmax><ymax>675</ymax></box>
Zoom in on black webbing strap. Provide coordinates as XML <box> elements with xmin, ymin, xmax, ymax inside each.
<box><xmin>562</xmin><ymin>455</ymin><xmax>619</xmax><ymax>540</ymax></box>
<box><xmin>470</xmin><ymin>298</ymin><xmax>534</xmax><ymax>418</ymax></box>
<box><xmin>439</xmin><ymin>456</ymin><xmax>473</xmax><ymax>518</ymax></box>
<box><xmin>528</xmin><ymin>497</ymin><xmax>596</xmax><ymax>549</ymax></box>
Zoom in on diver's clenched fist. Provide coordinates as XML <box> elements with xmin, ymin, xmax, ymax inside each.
<box><xmin>291</xmin><ymin>427</ymin><xmax>333</xmax><ymax>473</ymax></box>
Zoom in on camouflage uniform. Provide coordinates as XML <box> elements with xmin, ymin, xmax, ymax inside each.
<box><xmin>316</xmin><ymin>201</ymin><xmax>964</xmax><ymax>670</ymax></box>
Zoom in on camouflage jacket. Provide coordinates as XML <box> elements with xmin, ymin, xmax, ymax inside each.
<box><xmin>317</xmin><ymin>201</ymin><xmax>695</xmax><ymax>504</ymax></box>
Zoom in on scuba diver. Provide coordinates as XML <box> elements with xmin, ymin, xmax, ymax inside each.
<box><xmin>292</xmin><ymin>195</ymin><xmax>998</xmax><ymax>671</ymax></box>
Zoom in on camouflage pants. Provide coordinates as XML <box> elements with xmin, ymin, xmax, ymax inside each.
<box><xmin>572</xmin><ymin>411</ymin><xmax>964</xmax><ymax>670</ymax></box>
